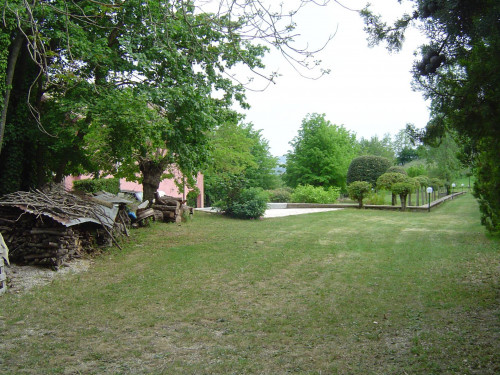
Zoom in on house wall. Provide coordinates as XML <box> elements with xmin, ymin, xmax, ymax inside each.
<box><xmin>65</xmin><ymin>172</ymin><xmax>204</xmax><ymax>208</ymax></box>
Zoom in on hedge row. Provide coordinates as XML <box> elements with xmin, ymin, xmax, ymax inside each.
<box><xmin>73</xmin><ymin>178</ymin><xmax>121</xmax><ymax>194</ymax></box>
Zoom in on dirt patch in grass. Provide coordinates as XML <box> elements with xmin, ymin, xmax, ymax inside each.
<box><xmin>5</xmin><ymin>259</ymin><xmax>92</xmax><ymax>294</ymax></box>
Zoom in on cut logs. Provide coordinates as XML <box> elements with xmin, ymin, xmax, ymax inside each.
<box><xmin>152</xmin><ymin>193</ymin><xmax>193</xmax><ymax>223</ymax></box>
<box><xmin>0</xmin><ymin>189</ymin><xmax>128</xmax><ymax>267</ymax></box>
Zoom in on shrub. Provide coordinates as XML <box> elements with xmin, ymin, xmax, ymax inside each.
<box><xmin>346</xmin><ymin>155</ymin><xmax>392</xmax><ymax>187</ymax></box>
<box><xmin>377</xmin><ymin>172</ymin><xmax>412</xmax><ymax>205</ymax></box>
<box><xmin>392</xmin><ymin>180</ymin><xmax>415</xmax><ymax>210</ymax></box>
<box><xmin>228</xmin><ymin>188</ymin><xmax>269</xmax><ymax>219</ymax></box>
<box><xmin>414</xmin><ymin>175</ymin><xmax>430</xmax><ymax>188</ymax></box>
<box><xmin>347</xmin><ymin>181</ymin><xmax>372</xmax><ymax>208</ymax></box>
<box><xmin>267</xmin><ymin>187</ymin><xmax>293</xmax><ymax>203</ymax></box>
<box><xmin>73</xmin><ymin>178</ymin><xmax>120</xmax><ymax>194</ymax></box>
<box><xmin>365</xmin><ymin>191</ymin><xmax>386</xmax><ymax>205</ymax></box>
<box><xmin>407</xmin><ymin>164</ymin><xmax>427</xmax><ymax>177</ymax></box>
<box><xmin>387</xmin><ymin>166</ymin><xmax>408</xmax><ymax>175</ymax></box>
<box><xmin>290</xmin><ymin>184</ymin><xmax>340</xmax><ymax>204</ymax></box>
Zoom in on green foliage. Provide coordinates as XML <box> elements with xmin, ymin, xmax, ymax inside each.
<box><xmin>392</xmin><ymin>181</ymin><xmax>414</xmax><ymax>196</ymax></box>
<box><xmin>365</xmin><ymin>191</ymin><xmax>386</xmax><ymax>205</ymax></box>
<box><xmin>358</xmin><ymin>134</ymin><xmax>395</xmax><ymax>161</ymax></box>
<box><xmin>361</xmin><ymin>0</ymin><xmax>500</xmax><ymax>232</ymax></box>
<box><xmin>429</xmin><ymin>178</ymin><xmax>445</xmax><ymax>190</ymax></box>
<box><xmin>0</xmin><ymin>54</ymin><xmax>57</xmax><ymax>195</ymax></box>
<box><xmin>421</xmin><ymin>134</ymin><xmax>461</xmax><ymax>182</ymax></box>
<box><xmin>347</xmin><ymin>181</ymin><xmax>372</xmax><ymax>208</ymax></box>
<box><xmin>392</xmin><ymin>180</ymin><xmax>415</xmax><ymax>210</ymax></box>
<box><xmin>377</xmin><ymin>172</ymin><xmax>411</xmax><ymax>205</ymax></box>
<box><xmin>346</xmin><ymin>155</ymin><xmax>392</xmax><ymax>187</ymax></box>
<box><xmin>387</xmin><ymin>166</ymin><xmax>408</xmax><ymax>175</ymax></box>
<box><xmin>187</xmin><ymin>188</ymin><xmax>200</xmax><ymax>208</ymax></box>
<box><xmin>414</xmin><ymin>175</ymin><xmax>430</xmax><ymax>189</ymax></box>
<box><xmin>284</xmin><ymin>113</ymin><xmax>358</xmax><ymax>191</ymax></box>
<box><xmin>397</xmin><ymin>147</ymin><xmax>419</xmax><ymax>165</ymax></box>
<box><xmin>242</xmin><ymin>125</ymin><xmax>280</xmax><ymax>190</ymax></box>
<box><xmin>224</xmin><ymin>187</ymin><xmax>269</xmax><ymax>220</ymax></box>
<box><xmin>473</xmin><ymin>140</ymin><xmax>500</xmax><ymax>235</ymax></box>
<box><xmin>290</xmin><ymin>184</ymin><xmax>340</xmax><ymax>204</ymax></box>
<box><xmin>73</xmin><ymin>178</ymin><xmax>120</xmax><ymax>195</ymax></box>
<box><xmin>377</xmin><ymin>172</ymin><xmax>410</xmax><ymax>190</ymax></box>
<box><xmin>267</xmin><ymin>188</ymin><xmax>293</xmax><ymax>203</ymax></box>
<box><xmin>204</xmin><ymin>121</ymin><xmax>278</xmax><ymax>206</ymax></box>
<box><xmin>1</xmin><ymin>1</ymin><xmax>274</xmax><ymax>200</ymax></box>
<box><xmin>406</xmin><ymin>164</ymin><xmax>427</xmax><ymax>177</ymax></box>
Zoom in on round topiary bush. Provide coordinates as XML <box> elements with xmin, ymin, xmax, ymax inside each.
<box><xmin>377</xmin><ymin>172</ymin><xmax>412</xmax><ymax>206</ymax></box>
<box><xmin>392</xmin><ymin>180</ymin><xmax>415</xmax><ymax>210</ymax></box>
<box><xmin>346</xmin><ymin>155</ymin><xmax>392</xmax><ymax>187</ymax></box>
<box><xmin>347</xmin><ymin>181</ymin><xmax>372</xmax><ymax>208</ymax></box>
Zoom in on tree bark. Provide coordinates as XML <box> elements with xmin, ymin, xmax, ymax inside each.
<box><xmin>139</xmin><ymin>158</ymin><xmax>169</xmax><ymax>203</ymax></box>
<box><xmin>400</xmin><ymin>194</ymin><xmax>407</xmax><ymax>211</ymax></box>
<box><xmin>0</xmin><ymin>33</ymin><xmax>24</xmax><ymax>155</ymax></box>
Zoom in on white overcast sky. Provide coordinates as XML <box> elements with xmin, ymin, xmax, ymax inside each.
<box><xmin>231</xmin><ymin>0</ymin><xmax>430</xmax><ymax>157</ymax></box>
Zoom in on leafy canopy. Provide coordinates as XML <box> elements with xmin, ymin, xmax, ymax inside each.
<box><xmin>203</xmin><ymin>121</ymin><xmax>278</xmax><ymax>207</ymax></box>
<box><xmin>347</xmin><ymin>181</ymin><xmax>372</xmax><ymax>208</ymax></box>
<box><xmin>361</xmin><ymin>0</ymin><xmax>500</xmax><ymax>233</ymax></box>
<box><xmin>346</xmin><ymin>155</ymin><xmax>392</xmax><ymax>187</ymax></box>
<box><xmin>284</xmin><ymin>113</ymin><xmax>358</xmax><ymax>191</ymax></box>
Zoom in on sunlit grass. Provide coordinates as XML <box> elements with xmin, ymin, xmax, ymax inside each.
<box><xmin>0</xmin><ymin>194</ymin><xmax>498</xmax><ymax>374</ymax></box>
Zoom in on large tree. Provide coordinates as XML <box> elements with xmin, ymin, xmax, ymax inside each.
<box><xmin>284</xmin><ymin>113</ymin><xmax>358</xmax><ymax>191</ymax></box>
<box><xmin>203</xmin><ymin>120</ymin><xmax>278</xmax><ymax>206</ymax></box>
<box><xmin>361</xmin><ymin>0</ymin><xmax>500</xmax><ymax>234</ymax></box>
<box><xmin>358</xmin><ymin>134</ymin><xmax>395</xmax><ymax>161</ymax></box>
<box><xmin>0</xmin><ymin>0</ymin><xmax>331</xmax><ymax>199</ymax></box>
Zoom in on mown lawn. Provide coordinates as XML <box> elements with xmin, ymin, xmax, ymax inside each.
<box><xmin>0</xmin><ymin>194</ymin><xmax>498</xmax><ymax>374</ymax></box>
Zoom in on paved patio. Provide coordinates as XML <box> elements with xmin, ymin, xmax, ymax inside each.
<box><xmin>196</xmin><ymin>207</ymin><xmax>342</xmax><ymax>218</ymax></box>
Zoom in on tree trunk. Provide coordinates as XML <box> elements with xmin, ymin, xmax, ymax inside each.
<box><xmin>416</xmin><ymin>188</ymin><xmax>420</xmax><ymax>206</ymax></box>
<box><xmin>391</xmin><ymin>193</ymin><xmax>396</xmax><ymax>206</ymax></box>
<box><xmin>0</xmin><ymin>33</ymin><xmax>24</xmax><ymax>155</ymax></box>
<box><xmin>400</xmin><ymin>194</ymin><xmax>407</xmax><ymax>211</ymax></box>
<box><xmin>139</xmin><ymin>158</ymin><xmax>169</xmax><ymax>203</ymax></box>
<box><xmin>358</xmin><ymin>198</ymin><xmax>363</xmax><ymax>209</ymax></box>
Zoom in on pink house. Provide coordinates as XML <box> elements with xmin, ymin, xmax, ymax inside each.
<box><xmin>65</xmin><ymin>172</ymin><xmax>204</xmax><ymax>208</ymax></box>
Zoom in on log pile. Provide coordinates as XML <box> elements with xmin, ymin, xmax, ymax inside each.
<box><xmin>0</xmin><ymin>234</ymin><xmax>7</xmax><ymax>295</ymax></box>
<box><xmin>0</xmin><ymin>189</ymin><xmax>123</xmax><ymax>267</ymax></box>
<box><xmin>152</xmin><ymin>194</ymin><xmax>193</xmax><ymax>223</ymax></box>
<box><xmin>0</xmin><ymin>209</ymin><xmax>97</xmax><ymax>266</ymax></box>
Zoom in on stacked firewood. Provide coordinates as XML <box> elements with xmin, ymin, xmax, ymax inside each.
<box><xmin>152</xmin><ymin>194</ymin><xmax>193</xmax><ymax>223</ymax></box>
<box><xmin>0</xmin><ymin>208</ymin><xmax>98</xmax><ymax>267</ymax></box>
<box><xmin>0</xmin><ymin>188</ymin><xmax>122</xmax><ymax>267</ymax></box>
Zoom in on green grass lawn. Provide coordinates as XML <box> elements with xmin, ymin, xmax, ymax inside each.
<box><xmin>1</xmin><ymin>194</ymin><xmax>498</xmax><ymax>374</ymax></box>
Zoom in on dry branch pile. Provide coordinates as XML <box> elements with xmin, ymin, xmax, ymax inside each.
<box><xmin>0</xmin><ymin>189</ymin><xmax>112</xmax><ymax>225</ymax></box>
